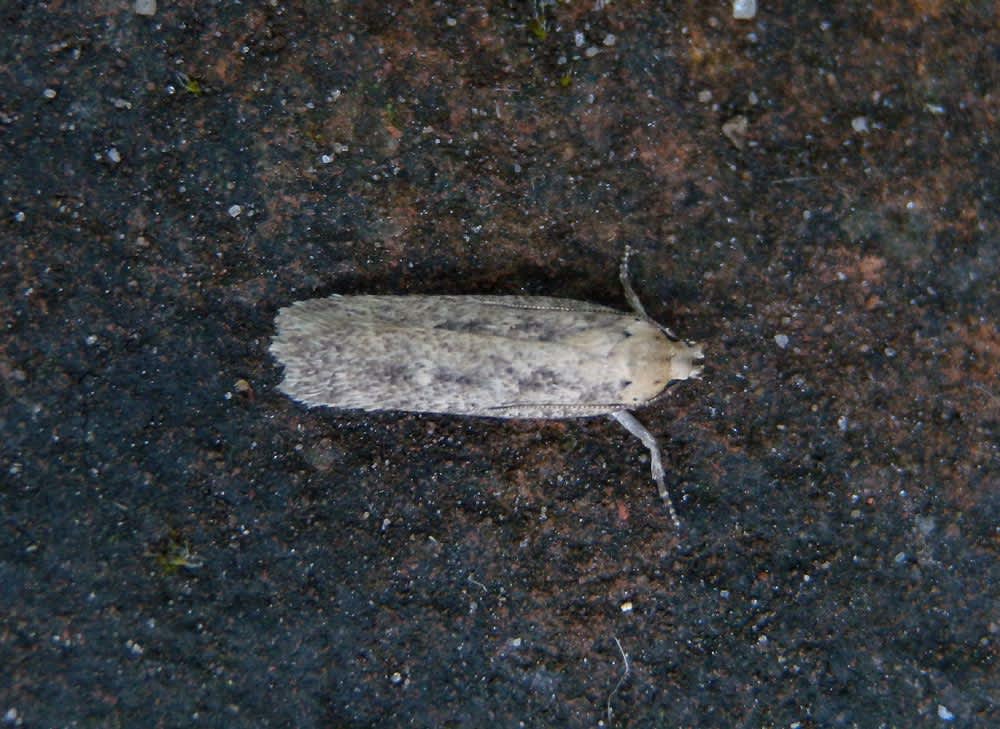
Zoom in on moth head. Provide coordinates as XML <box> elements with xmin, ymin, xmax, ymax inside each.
<box><xmin>617</xmin><ymin>321</ymin><xmax>704</xmax><ymax>404</ymax></box>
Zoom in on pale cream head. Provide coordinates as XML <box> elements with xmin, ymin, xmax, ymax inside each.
<box><xmin>613</xmin><ymin>320</ymin><xmax>704</xmax><ymax>405</ymax></box>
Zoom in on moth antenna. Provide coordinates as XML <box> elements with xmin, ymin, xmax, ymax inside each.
<box><xmin>619</xmin><ymin>245</ymin><xmax>682</xmax><ymax>339</ymax></box>
<box><xmin>619</xmin><ymin>244</ymin><xmax>650</xmax><ymax>319</ymax></box>
<box><xmin>610</xmin><ymin>410</ymin><xmax>681</xmax><ymax>530</ymax></box>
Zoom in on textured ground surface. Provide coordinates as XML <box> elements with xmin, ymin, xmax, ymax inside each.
<box><xmin>2</xmin><ymin>2</ymin><xmax>997</xmax><ymax>727</ymax></box>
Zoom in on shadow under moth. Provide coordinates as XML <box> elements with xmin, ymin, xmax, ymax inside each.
<box><xmin>270</xmin><ymin>249</ymin><xmax>703</xmax><ymax>527</ymax></box>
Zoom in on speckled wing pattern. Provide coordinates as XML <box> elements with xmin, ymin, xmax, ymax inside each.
<box><xmin>270</xmin><ymin>295</ymin><xmax>674</xmax><ymax>418</ymax></box>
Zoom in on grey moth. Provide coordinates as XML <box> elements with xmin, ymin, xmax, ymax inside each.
<box><xmin>271</xmin><ymin>250</ymin><xmax>703</xmax><ymax>526</ymax></box>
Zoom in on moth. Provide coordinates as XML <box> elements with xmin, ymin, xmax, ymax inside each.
<box><xmin>270</xmin><ymin>249</ymin><xmax>703</xmax><ymax>526</ymax></box>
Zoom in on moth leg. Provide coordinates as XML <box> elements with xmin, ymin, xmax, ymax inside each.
<box><xmin>610</xmin><ymin>410</ymin><xmax>681</xmax><ymax>529</ymax></box>
<box><xmin>619</xmin><ymin>246</ymin><xmax>680</xmax><ymax>339</ymax></box>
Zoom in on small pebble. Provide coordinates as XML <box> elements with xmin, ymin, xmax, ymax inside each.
<box><xmin>732</xmin><ymin>0</ymin><xmax>757</xmax><ymax>20</ymax></box>
<box><xmin>722</xmin><ymin>115</ymin><xmax>749</xmax><ymax>149</ymax></box>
